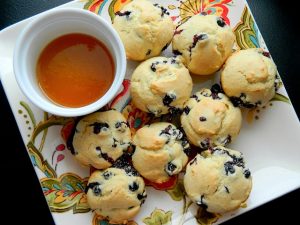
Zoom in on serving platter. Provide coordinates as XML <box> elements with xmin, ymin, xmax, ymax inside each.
<box><xmin>1</xmin><ymin>0</ymin><xmax>300</xmax><ymax>224</ymax></box>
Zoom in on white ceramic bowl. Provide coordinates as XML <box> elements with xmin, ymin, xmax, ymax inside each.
<box><xmin>13</xmin><ymin>8</ymin><xmax>126</xmax><ymax>117</ymax></box>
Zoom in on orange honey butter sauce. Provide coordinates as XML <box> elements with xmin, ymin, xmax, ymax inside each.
<box><xmin>37</xmin><ymin>33</ymin><xmax>114</xmax><ymax>107</ymax></box>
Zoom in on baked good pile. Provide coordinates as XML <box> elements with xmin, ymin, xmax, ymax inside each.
<box><xmin>67</xmin><ymin>0</ymin><xmax>278</xmax><ymax>223</ymax></box>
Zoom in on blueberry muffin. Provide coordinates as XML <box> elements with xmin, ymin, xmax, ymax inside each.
<box><xmin>172</xmin><ymin>14</ymin><xmax>235</xmax><ymax>75</ymax></box>
<box><xmin>113</xmin><ymin>0</ymin><xmax>174</xmax><ymax>61</ymax></box>
<box><xmin>221</xmin><ymin>48</ymin><xmax>277</xmax><ymax>107</ymax></box>
<box><xmin>86</xmin><ymin>165</ymin><xmax>146</xmax><ymax>224</ymax></box>
<box><xmin>72</xmin><ymin>110</ymin><xmax>131</xmax><ymax>169</ymax></box>
<box><xmin>184</xmin><ymin>146</ymin><xmax>252</xmax><ymax>214</ymax></box>
<box><xmin>132</xmin><ymin>122</ymin><xmax>189</xmax><ymax>183</ymax></box>
<box><xmin>181</xmin><ymin>86</ymin><xmax>242</xmax><ymax>149</ymax></box>
<box><xmin>131</xmin><ymin>56</ymin><xmax>193</xmax><ymax>116</ymax></box>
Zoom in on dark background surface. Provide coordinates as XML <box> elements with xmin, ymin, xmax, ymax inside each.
<box><xmin>0</xmin><ymin>0</ymin><xmax>299</xmax><ymax>224</ymax></box>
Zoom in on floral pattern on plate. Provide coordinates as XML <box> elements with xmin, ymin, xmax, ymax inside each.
<box><xmin>0</xmin><ymin>0</ymin><xmax>297</xmax><ymax>225</ymax></box>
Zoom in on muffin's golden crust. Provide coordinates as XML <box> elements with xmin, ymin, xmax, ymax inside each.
<box><xmin>181</xmin><ymin>88</ymin><xmax>242</xmax><ymax>148</ymax></box>
<box><xmin>113</xmin><ymin>0</ymin><xmax>174</xmax><ymax>61</ymax></box>
<box><xmin>131</xmin><ymin>56</ymin><xmax>193</xmax><ymax>116</ymax></box>
<box><xmin>221</xmin><ymin>48</ymin><xmax>277</xmax><ymax>107</ymax></box>
<box><xmin>184</xmin><ymin>146</ymin><xmax>252</xmax><ymax>214</ymax></box>
<box><xmin>86</xmin><ymin>168</ymin><xmax>146</xmax><ymax>224</ymax></box>
<box><xmin>73</xmin><ymin>110</ymin><xmax>131</xmax><ymax>169</ymax></box>
<box><xmin>132</xmin><ymin>122</ymin><xmax>189</xmax><ymax>183</ymax></box>
<box><xmin>172</xmin><ymin>14</ymin><xmax>235</xmax><ymax>75</ymax></box>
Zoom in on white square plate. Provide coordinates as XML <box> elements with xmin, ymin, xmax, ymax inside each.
<box><xmin>1</xmin><ymin>0</ymin><xmax>300</xmax><ymax>224</ymax></box>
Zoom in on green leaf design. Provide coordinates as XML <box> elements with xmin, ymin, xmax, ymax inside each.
<box><xmin>143</xmin><ymin>208</ymin><xmax>173</xmax><ymax>225</ymax></box>
<box><xmin>30</xmin><ymin>115</ymin><xmax>75</xmax><ymax>144</ymax></box>
<box><xmin>92</xmin><ymin>213</ymin><xmax>138</xmax><ymax>225</ymax></box>
<box><xmin>195</xmin><ymin>206</ymin><xmax>220</xmax><ymax>225</ymax></box>
<box><xmin>166</xmin><ymin>179</ymin><xmax>185</xmax><ymax>201</ymax></box>
<box><xmin>20</xmin><ymin>101</ymin><xmax>36</xmax><ymax>128</ymax></box>
<box><xmin>271</xmin><ymin>93</ymin><xmax>290</xmax><ymax>104</ymax></box>
<box><xmin>38</xmin><ymin>112</ymin><xmax>49</xmax><ymax>152</ymax></box>
<box><xmin>27</xmin><ymin>141</ymin><xmax>57</xmax><ymax>178</ymax></box>
<box><xmin>25</xmin><ymin>115</ymin><xmax>76</xmax><ymax>178</ymax></box>
<box><xmin>234</xmin><ymin>6</ymin><xmax>259</xmax><ymax>49</ymax></box>
<box><xmin>108</xmin><ymin>0</ymin><xmax>117</xmax><ymax>22</ymax></box>
<box><xmin>108</xmin><ymin>0</ymin><xmax>132</xmax><ymax>23</ymax></box>
<box><xmin>83</xmin><ymin>0</ymin><xmax>95</xmax><ymax>10</ymax></box>
<box><xmin>41</xmin><ymin>173</ymin><xmax>90</xmax><ymax>213</ymax></box>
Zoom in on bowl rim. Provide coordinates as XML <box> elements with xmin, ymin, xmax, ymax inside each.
<box><xmin>13</xmin><ymin>8</ymin><xmax>126</xmax><ymax>117</ymax></box>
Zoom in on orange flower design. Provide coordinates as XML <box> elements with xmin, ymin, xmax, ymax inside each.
<box><xmin>179</xmin><ymin>0</ymin><xmax>232</xmax><ymax>25</ymax></box>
